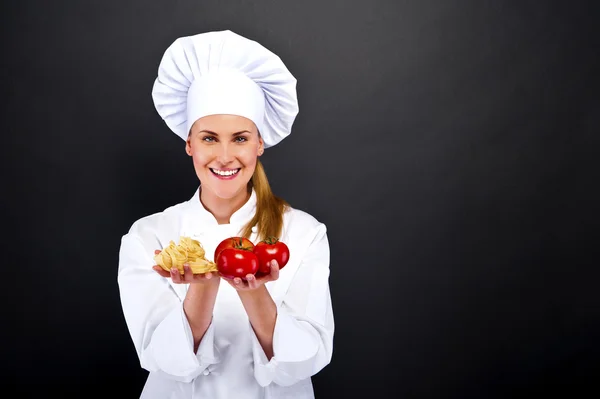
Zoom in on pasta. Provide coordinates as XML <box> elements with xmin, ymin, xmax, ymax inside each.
<box><xmin>154</xmin><ymin>236</ymin><xmax>218</xmax><ymax>274</ymax></box>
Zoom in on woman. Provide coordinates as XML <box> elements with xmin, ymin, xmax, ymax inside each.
<box><xmin>117</xmin><ymin>30</ymin><xmax>334</xmax><ymax>398</ymax></box>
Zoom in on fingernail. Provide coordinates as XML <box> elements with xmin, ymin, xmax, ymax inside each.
<box><xmin>171</xmin><ymin>268</ymin><xmax>177</xmax><ymax>274</ymax></box>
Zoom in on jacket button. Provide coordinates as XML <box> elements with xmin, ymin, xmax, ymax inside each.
<box><xmin>203</xmin><ymin>369</ymin><xmax>210</xmax><ymax>376</ymax></box>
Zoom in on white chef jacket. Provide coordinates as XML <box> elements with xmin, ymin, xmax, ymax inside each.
<box><xmin>117</xmin><ymin>187</ymin><xmax>334</xmax><ymax>398</ymax></box>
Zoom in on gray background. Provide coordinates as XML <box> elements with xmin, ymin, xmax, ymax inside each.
<box><xmin>2</xmin><ymin>0</ymin><xmax>598</xmax><ymax>397</ymax></box>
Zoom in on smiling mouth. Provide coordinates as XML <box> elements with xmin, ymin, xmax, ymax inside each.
<box><xmin>210</xmin><ymin>168</ymin><xmax>241</xmax><ymax>177</ymax></box>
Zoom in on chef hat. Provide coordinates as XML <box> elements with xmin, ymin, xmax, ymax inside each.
<box><xmin>151</xmin><ymin>30</ymin><xmax>299</xmax><ymax>148</ymax></box>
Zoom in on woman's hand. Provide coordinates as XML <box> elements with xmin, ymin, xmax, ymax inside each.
<box><xmin>223</xmin><ymin>259</ymin><xmax>280</xmax><ymax>291</ymax></box>
<box><xmin>152</xmin><ymin>250</ymin><xmax>218</xmax><ymax>284</ymax></box>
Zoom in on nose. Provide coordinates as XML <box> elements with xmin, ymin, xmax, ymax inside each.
<box><xmin>215</xmin><ymin>142</ymin><xmax>234</xmax><ymax>165</ymax></box>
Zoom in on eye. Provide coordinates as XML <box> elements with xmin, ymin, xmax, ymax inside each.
<box><xmin>234</xmin><ymin>136</ymin><xmax>248</xmax><ymax>143</ymax></box>
<box><xmin>202</xmin><ymin>136</ymin><xmax>216</xmax><ymax>142</ymax></box>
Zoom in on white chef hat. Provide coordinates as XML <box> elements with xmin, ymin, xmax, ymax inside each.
<box><xmin>151</xmin><ymin>30</ymin><xmax>299</xmax><ymax>148</ymax></box>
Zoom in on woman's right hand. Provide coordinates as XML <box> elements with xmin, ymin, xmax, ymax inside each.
<box><xmin>152</xmin><ymin>250</ymin><xmax>219</xmax><ymax>284</ymax></box>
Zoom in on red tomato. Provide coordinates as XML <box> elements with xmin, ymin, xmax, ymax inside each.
<box><xmin>214</xmin><ymin>236</ymin><xmax>254</xmax><ymax>262</ymax></box>
<box><xmin>216</xmin><ymin>248</ymin><xmax>259</xmax><ymax>279</ymax></box>
<box><xmin>253</xmin><ymin>237</ymin><xmax>290</xmax><ymax>277</ymax></box>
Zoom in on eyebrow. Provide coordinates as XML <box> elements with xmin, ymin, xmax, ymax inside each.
<box><xmin>199</xmin><ymin>130</ymin><xmax>250</xmax><ymax>136</ymax></box>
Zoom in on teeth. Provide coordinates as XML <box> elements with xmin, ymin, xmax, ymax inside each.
<box><xmin>212</xmin><ymin>169</ymin><xmax>239</xmax><ymax>176</ymax></box>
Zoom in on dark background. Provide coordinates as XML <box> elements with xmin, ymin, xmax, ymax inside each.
<box><xmin>2</xmin><ymin>0</ymin><xmax>598</xmax><ymax>397</ymax></box>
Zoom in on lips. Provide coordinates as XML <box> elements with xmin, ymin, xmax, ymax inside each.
<box><xmin>210</xmin><ymin>168</ymin><xmax>241</xmax><ymax>179</ymax></box>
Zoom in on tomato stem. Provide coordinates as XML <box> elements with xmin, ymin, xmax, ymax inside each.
<box><xmin>264</xmin><ymin>236</ymin><xmax>278</xmax><ymax>245</ymax></box>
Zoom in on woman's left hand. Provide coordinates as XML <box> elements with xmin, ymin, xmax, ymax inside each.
<box><xmin>224</xmin><ymin>259</ymin><xmax>280</xmax><ymax>291</ymax></box>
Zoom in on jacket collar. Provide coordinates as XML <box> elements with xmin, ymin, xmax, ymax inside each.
<box><xmin>185</xmin><ymin>185</ymin><xmax>257</xmax><ymax>227</ymax></box>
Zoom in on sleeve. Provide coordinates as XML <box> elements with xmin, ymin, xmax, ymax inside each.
<box><xmin>117</xmin><ymin>232</ymin><xmax>220</xmax><ymax>383</ymax></box>
<box><xmin>250</xmin><ymin>223</ymin><xmax>335</xmax><ymax>387</ymax></box>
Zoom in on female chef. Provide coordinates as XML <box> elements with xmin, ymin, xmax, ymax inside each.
<box><xmin>117</xmin><ymin>30</ymin><xmax>334</xmax><ymax>398</ymax></box>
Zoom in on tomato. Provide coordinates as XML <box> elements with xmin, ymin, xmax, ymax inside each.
<box><xmin>214</xmin><ymin>236</ymin><xmax>254</xmax><ymax>262</ymax></box>
<box><xmin>253</xmin><ymin>236</ymin><xmax>290</xmax><ymax>277</ymax></box>
<box><xmin>216</xmin><ymin>247</ymin><xmax>259</xmax><ymax>279</ymax></box>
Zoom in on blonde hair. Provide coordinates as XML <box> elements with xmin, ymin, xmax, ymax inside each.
<box><xmin>240</xmin><ymin>159</ymin><xmax>289</xmax><ymax>241</ymax></box>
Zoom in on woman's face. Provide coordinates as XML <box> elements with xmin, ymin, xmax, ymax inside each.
<box><xmin>186</xmin><ymin>114</ymin><xmax>264</xmax><ymax>201</ymax></box>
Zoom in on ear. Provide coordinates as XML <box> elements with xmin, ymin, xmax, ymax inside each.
<box><xmin>185</xmin><ymin>139</ymin><xmax>192</xmax><ymax>156</ymax></box>
<box><xmin>257</xmin><ymin>135</ymin><xmax>264</xmax><ymax>156</ymax></box>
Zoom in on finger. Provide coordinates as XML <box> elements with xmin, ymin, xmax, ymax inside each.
<box><xmin>246</xmin><ymin>274</ymin><xmax>257</xmax><ymax>289</ymax></box>
<box><xmin>153</xmin><ymin>266</ymin><xmax>171</xmax><ymax>278</ymax></box>
<box><xmin>270</xmin><ymin>260</ymin><xmax>280</xmax><ymax>280</ymax></box>
<box><xmin>171</xmin><ymin>267</ymin><xmax>181</xmax><ymax>283</ymax></box>
<box><xmin>183</xmin><ymin>264</ymin><xmax>193</xmax><ymax>282</ymax></box>
<box><xmin>233</xmin><ymin>277</ymin><xmax>244</xmax><ymax>288</ymax></box>
<box><xmin>194</xmin><ymin>271</ymin><xmax>213</xmax><ymax>282</ymax></box>
<box><xmin>270</xmin><ymin>259</ymin><xmax>280</xmax><ymax>271</ymax></box>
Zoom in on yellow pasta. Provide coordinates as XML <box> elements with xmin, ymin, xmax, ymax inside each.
<box><xmin>154</xmin><ymin>236</ymin><xmax>218</xmax><ymax>274</ymax></box>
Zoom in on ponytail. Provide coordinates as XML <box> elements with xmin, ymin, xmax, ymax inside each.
<box><xmin>241</xmin><ymin>159</ymin><xmax>288</xmax><ymax>242</ymax></box>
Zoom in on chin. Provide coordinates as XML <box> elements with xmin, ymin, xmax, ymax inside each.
<box><xmin>202</xmin><ymin>181</ymin><xmax>248</xmax><ymax>200</ymax></box>
<box><xmin>213</xmin><ymin>188</ymin><xmax>245</xmax><ymax>200</ymax></box>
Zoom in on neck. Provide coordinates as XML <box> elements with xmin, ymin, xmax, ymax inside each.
<box><xmin>199</xmin><ymin>187</ymin><xmax>251</xmax><ymax>224</ymax></box>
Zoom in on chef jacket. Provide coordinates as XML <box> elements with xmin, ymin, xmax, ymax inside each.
<box><xmin>117</xmin><ymin>187</ymin><xmax>334</xmax><ymax>398</ymax></box>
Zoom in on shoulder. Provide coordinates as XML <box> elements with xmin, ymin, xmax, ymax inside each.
<box><xmin>282</xmin><ymin>204</ymin><xmax>328</xmax><ymax>242</ymax></box>
<box><xmin>284</xmin><ymin>205</ymin><xmax>324</xmax><ymax>227</ymax></box>
<box><xmin>123</xmin><ymin>200</ymin><xmax>188</xmax><ymax>244</ymax></box>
